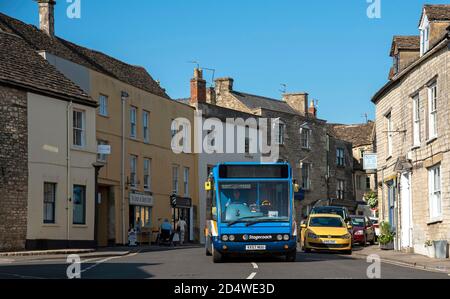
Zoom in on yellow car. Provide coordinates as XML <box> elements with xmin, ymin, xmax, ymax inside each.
<box><xmin>300</xmin><ymin>214</ymin><xmax>352</xmax><ymax>255</ymax></box>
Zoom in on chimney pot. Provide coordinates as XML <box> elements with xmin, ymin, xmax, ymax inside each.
<box><xmin>308</xmin><ymin>100</ymin><xmax>317</xmax><ymax>118</ymax></box>
<box><xmin>38</xmin><ymin>0</ymin><xmax>56</xmax><ymax>37</ymax></box>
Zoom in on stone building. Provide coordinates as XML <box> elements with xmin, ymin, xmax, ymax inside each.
<box><xmin>328</xmin><ymin>122</ymin><xmax>377</xmax><ymax>204</ymax></box>
<box><xmin>177</xmin><ymin>69</ymin><xmax>262</xmax><ymax>244</ymax></box>
<box><xmin>210</xmin><ymin>76</ymin><xmax>354</xmax><ymax>219</ymax></box>
<box><xmin>373</xmin><ymin>4</ymin><xmax>450</xmax><ymax>256</ymax></box>
<box><xmin>0</xmin><ymin>31</ymin><xmax>98</xmax><ymax>250</ymax></box>
<box><xmin>0</xmin><ymin>1</ymin><xmax>199</xmax><ymax>246</ymax></box>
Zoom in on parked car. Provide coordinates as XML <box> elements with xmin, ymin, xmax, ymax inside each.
<box><xmin>300</xmin><ymin>214</ymin><xmax>352</xmax><ymax>255</ymax></box>
<box><xmin>310</xmin><ymin>206</ymin><xmax>350</xmax><ymax>223</ymax></box>
<box><xmin>350</xmin><ymin>215</ymin><xmax>376</xmax><ymax>246</ymax></box>
<box><xmin>369</xmin><ymin>217</ymin><xmax>380</xmax><ymax>241</ymax></box>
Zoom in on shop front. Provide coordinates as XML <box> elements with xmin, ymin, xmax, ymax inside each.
<box><xmin>129</xmin><ymin>192</ymin><xmax>153</xmax><ymax>233</ymax></box>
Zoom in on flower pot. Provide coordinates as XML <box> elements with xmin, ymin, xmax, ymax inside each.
<box><xmin>380</xmin><ymin>242</ymin><xmax>394</xmax><ymax>250</ymax></box>
<box><xmin>425</xmin><ymin>245</ymin><xmax>435</xmax><ymax>258</ymax></box>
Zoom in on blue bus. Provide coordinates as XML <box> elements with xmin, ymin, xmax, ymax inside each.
<box><xmin>204</xmin><ymin>163</ymin><xmax>299</xmax><ymax>263</ymax></box>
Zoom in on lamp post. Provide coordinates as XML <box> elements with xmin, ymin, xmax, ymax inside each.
<box><xmin>93</xmin><ymin>162</ymin><xmax>105</xmax><ymax>247</ymax></box>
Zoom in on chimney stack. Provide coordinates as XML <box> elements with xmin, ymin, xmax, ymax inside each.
<box><xmin>308</xmin><ymin>100</ymin><xmax>317</xmax><ymax>118</ymax></box>
<box><xmin>282</xmin><ymin>93</ymin><xmax>308</xmax><ymax>115</ymax></box>
<box><xmin>38</xmin><ymin>0</ymin><xmax>56</xmax><ymax>37</ymax></box>
<box><xmin>190</xmin><ymin>68</ymin><xmax>207</xmax><ymax>104</ymax></box>
<box><xmin>207</xmin><ymin>87</ymin><xmax>216</xmax><ymax>105</ymax></box>
<box><xmin>215</xmin><ymin>77</ymin><xmax>234</xmax><ymax>94</ymax></box>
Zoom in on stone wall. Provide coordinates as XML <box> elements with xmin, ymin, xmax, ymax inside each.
<box><xmin>375</xmin><ymin>44</ymin><xmax>450</xmax><ymax>252</ymax></box>
<box><xmin>0</xmin><ymin>85</ymin><xmax>28</xmax><ymax>251</ymax></box>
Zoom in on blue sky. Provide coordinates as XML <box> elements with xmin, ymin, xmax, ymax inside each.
<box><xmin>0</xmin><ymin>0</ymin><xmax>445</xmax><ymax>124</ymax></box>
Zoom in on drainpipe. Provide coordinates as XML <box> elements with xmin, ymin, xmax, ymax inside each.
<box><xmin>121</xmin><ymin>91</ymin><xmax>129</xmax><ymax>245</ymax></box>
<box><xmin>66</xmin><ymin>101</ymin><xmax>73</xmax><ymax>247</ymax></box>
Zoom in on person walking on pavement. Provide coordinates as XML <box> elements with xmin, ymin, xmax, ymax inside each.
<box><xmin>177</xmin><ymin>217</ymin><xmax>187</xmax><ymax>245</ymax></box>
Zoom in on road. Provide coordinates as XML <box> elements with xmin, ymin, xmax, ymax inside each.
<box><xmin>0</xmin><ymin>246</ymin><xmax>448</xmax><ymax>279</ymax></box>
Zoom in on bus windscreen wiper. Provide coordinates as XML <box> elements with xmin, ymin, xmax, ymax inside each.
<box><xmin>227</xmin><ymin>216</ymin><xmax>262</xmax><ymax>226</ymax></box>
<box><xmin>245</xmin><ymin>218</ymin><xmax>287</xmax><ymax>226</ymax></box>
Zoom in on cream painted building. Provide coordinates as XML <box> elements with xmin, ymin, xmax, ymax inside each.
<box><xmin>0</xmin><ymin>30</ymin><xmax>98</xmax><ymax>250</ymax></box>
<box><xmin>0</xmin><ymin>4</ymin><xmax>199</xmax><ymax>247</ymax></box>
<box><xmin>373</xmin><ymin>5</ymin><xmax>450</xmax><ymax>256</ymax></box>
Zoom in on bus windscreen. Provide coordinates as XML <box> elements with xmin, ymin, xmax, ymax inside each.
<box><xmin>218</xmin><ymin>164</ymin><xmax>289</xmax><ymax>179</ymax></box>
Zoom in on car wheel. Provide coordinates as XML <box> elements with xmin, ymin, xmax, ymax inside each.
<box><xmin>370</xmin><ymin>236</ymin><xmax>375</xmax><ymax>245</ymax></box>
<box><xmin>212</xmin><ymin>244</ymin><xmax>223</xmax><ymax>263</ymax></box>
<box><xmin>345</xmin><ymin>250</ymin><xmax>352</xmax><ymax>255</ymax></box>
<box><xmin>362</xmin><ymin>236</ymin><xmax>367</xmax><ymax>247</ymax></box>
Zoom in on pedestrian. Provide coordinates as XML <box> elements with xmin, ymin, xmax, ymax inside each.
<box><xmin>177</xmin><ymin>217</ymin><xmax>187</xmax><ymax>245</ymax></box>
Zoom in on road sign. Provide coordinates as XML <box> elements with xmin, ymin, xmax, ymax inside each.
<box><xmin>363</xmin><ymin>153</ymin><xmax>377</xmax><ymax>170</ymax></box>
<box><xmin>97</xmin><ymin>144</ymin><xmax>111</xmax><ymax>155</ymax></box>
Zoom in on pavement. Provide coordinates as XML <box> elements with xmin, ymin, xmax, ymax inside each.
<box><xmin>0</xmin><ymin>244</ymin><xmax>449</xmax><ymax>279</ymax></box>
<box><xmin>352</xmin><ymin>245</ymin><xmax>450</xmax><ymax>274</ymax></box>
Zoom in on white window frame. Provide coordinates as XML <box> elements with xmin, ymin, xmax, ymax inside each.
<box><xmin>73</xmin><ymin>109</ymin><xmax>85</xmax><ymax>148</ymax></box>
<box><xmin>130</xmin><ymin>155</ymin><xmax>137</xmax><ymax>189</ymax></box>
<box><xmin>130</xmin><ymin>106</ymin><xmax>137</xmax><ymax>138</ymax></box>
<box><xmin>336</xmin><ymin>148</ymin><xmax>345</xmax><ymax>167</ymax></box>
<box><xmin>301</xmin><ymin>162</ymin><xmax>311</xmax><ymax>190</ymax></box>
<box><xmin>99</xmin><ymin>94</ymin><xmax>108</xmax><ymax>116</ymax></box>
<box><xmin>386</xmin><ymin>113</ymin><xmax>393</xmax><ymax>157</ymax></box>
<box><xmin>172</xmin><ymin>165</ymin><xmax>179</xmax><ymax>194</ymax></box>
<box><xmin>277</xmin><ymin>123</ymin><xmax>285</xmax><ymax>145</ymax></box>
<box><xmin>300</xmin><ymin>128</ymin><xmax>310</xmax><ymax>149</ymax></box>
<box><xmin>420</xmin><ymin>15</ymin><xmax>430</xmax><ymax>56</ymax></box>
<box><xmin>143</xmin><ymin>158</ymin><xmax>151</xmax><ymax>191</ymax></box>
<box><xmin>183</xmin><ymin>167</ymin><xmax>189</xmax><ymax>196</ymax></box>
<box><xmin>143</xmin><ymin>111</ymin><xmax>150</xmax><ymax>143</ymax></box>
<box><xmin>43</xmin><ymin>182</ymin><xmax>56</xmax><ymax>224</ymax></box>
<box><xmin>428</xmin><ymin>165</ymin><xmax>442</xmax><ymax>221</ymax></box>
<box><xmin>413</xmin><ymin>95</ymin><xmax>421</xmax><ymax>147</ymax></box>
<box><xmin>428</xmin><ymin>83</ymin><xmax>438</xmax><ymax>140</ymax></box>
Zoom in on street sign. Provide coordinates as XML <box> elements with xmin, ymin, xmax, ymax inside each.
<box><xmin>363</xmin><ymin>153</ymin><xmax>377</xmax><ymax>170</ymax></box>
<box><xmin>97</xmin><ymin>144</ymin><xmax>111</xmax><ymax>155</ymax></box>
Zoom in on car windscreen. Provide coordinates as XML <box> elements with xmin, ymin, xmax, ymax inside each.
<box><xmin>309</xmin><ymin>217</ymin><xmax>344</xmax><ymax>228</ymax></box>
<box><xmin>351</xmin><ymin>217</ymin><xmax>365</xmax><ymax>227</ymax></box>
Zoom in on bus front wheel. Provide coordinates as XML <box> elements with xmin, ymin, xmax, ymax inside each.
<box><xmin>286</xmin><ymin>249</ymin><xmax>297</xmax><ymax>262</ymax></box>
<box><xmin>205</xmin><ymin>237</ymin><xmax>212</xmax><ymax>256</ymax></box>
<box><xmin>212</xmin><ymin>245</ymin><xmax>223</xmax><ymax>263</ymax></box>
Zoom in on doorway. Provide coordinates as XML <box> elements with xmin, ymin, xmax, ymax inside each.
<box><xmin>400</xmin><ymin>173</ymin><xmax>413</xmax><ymax>249</ymax></box>
<box><xmin>97</xmin><ymin>186</ymin><xmax>114</xmax><ymax>247</ymax></box>
<box><xmin>174</xmin><ymin>207</ymin><xmax>191</xmax><ymax>242</ymax></box>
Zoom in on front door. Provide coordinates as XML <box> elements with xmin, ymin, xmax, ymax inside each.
<box><xmin>400</xmin><ymin>173</ymin><xmax>412</xmax><ymax>249</ymax></box>
<box><xmin>97</xmin><ymin>186</ymin><xmax>110</xmax><ymax>247</ymax></box>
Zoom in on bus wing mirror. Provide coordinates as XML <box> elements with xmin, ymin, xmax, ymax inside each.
<box><xmin>205</xmin><ymin>181</ymin><xmax>212</xmax><ymax>191</ymax></box>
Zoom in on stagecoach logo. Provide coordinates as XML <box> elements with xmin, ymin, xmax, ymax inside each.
<box><xmin>248</xmin><ymin>235</ymin><xmax>273</xmax><ymax>241</ymax></box>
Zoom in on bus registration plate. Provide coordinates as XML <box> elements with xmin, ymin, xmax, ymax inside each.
<box><xmin>246</xmin><ymin>245</ymin><xmax>266</xmax><ymax>251</ymax></box>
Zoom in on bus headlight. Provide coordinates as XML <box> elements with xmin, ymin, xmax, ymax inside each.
<box><xmin>222</xmin><ymin>235</ymin><xmax>229</xmax><ymax>242</ymax></box>
<box><xmin>283</xmin><ymin>234</ymin><xmax>290</xmax><ymax>241</ymax></box>
<box><xmin>276</xmin><ymin>235</ymin><xmax>283</xmax><ymax>241</ymax></box>
<box><xmin>229</xmin><ymin>235</ymin><xmax>235</xmax><ymax>242</ymax></box>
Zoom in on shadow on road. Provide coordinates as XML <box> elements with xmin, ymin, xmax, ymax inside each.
<box><xmin>0</xmin><ymin>262</ymin><xmax>161</xmax><ymax>279</ymax></box>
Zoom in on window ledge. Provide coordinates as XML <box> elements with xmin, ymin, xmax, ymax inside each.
<box><xmin>98</xmin><ymin>114</ymin><xmax>109</xmax><ymax>119</ymax></box>
<box><xmin>427</xmin><ymin>218</ymin><xmax>443</xmax><ymax>225</ymax></box>
<box><xmin>72</xmin><ymin>224</ymin><xmax>88</xmax><ymax>228</ymax></box>
<box><xmin>410</xmin><ymin>145</ymin><xmax>420</xmax><ymax>151</ymax></box>
<box><xmin>42</xmin><ymin>224</ymin><xmax>59</xmax><ymax>228</ymax></box>
<box><xmin>426</xmin><ymin>137</ymin><xmax>437</xmax><ymax>145</ymax></box>
<box><xmin>386</xmin><ymin>155</ymin><xmax>392</xmax><ymax>161</ymax></box>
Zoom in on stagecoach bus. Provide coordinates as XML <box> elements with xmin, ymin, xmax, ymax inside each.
<box><xmin>204</xmin><ymin>163</ymin><xmax>299</xmax><ymax>263</ymax></box>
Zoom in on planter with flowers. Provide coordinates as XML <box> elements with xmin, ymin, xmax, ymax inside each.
<box><xmin>378</xmin><ymin>222</ymin><xmax>395</xmax><ymax>250</ymax></box>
